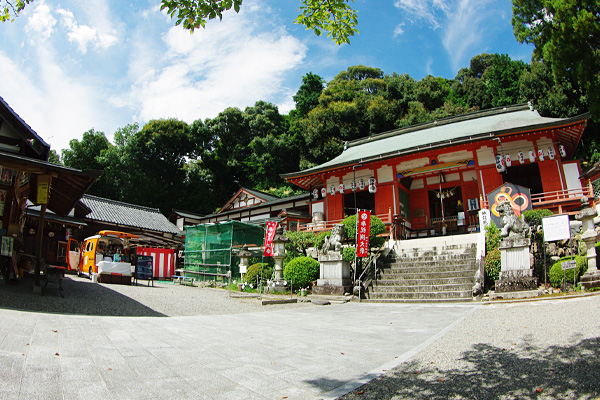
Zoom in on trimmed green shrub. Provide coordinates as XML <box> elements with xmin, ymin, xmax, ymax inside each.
<box><xmin>342</xmin><ymin>214</ymin><xmax>387</xmax><ymax>248</ymax></box>
<box><xmin>342</xmin><ymin>246</ymin><xmax>356</xmax><ymax>263</ymax></box>
<box><xmin>485</xmin><ymin>223</ymin><xmax>501</xmax><ymax>253</ymax></box>
<box><xmin>549</xmin><ymin>255</ymin><xmax>587</xmax><ymax>288</ymax></box>
<box><xmin>523</xmin><ymin>209</ymin><xmax>553</xmax><ymax>229</ymax></box>
<box><xmin>244</xmin><ymin>263</ymin><xmax>273</xmax><ymax>285</ymax></box>
<box><xmin>484</xmin><ymin>248</ymin><xmax>501</xmax><ymax>289</ymax></box>
<box><xmin>283</xmin><ymin>256</ymin><xmax>320</xmax><ymax>288</ymax></box>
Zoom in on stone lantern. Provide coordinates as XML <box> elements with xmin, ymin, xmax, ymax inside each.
<box><xmin>271</xmin><ymin>226</ymin><xmax>289</xmax><ymax>292</ymax></box>
<box><xmin>238</xmin><ymin>245</ymin><xmax>252</xmax><ymax>281</ymax></box>
<box><xmin>576</xmin><ymin>196</ymin><xmax>600</xmax><ymax>289</ymax></box>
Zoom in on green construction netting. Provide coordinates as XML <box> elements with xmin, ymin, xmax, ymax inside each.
<box><xmin>183</xmin><ymin>221</ymin><xmax>265</xmax><ymax>281</ymax></box>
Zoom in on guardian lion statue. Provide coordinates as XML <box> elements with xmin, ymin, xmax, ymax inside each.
<box><xmin>497</xmin><ymin>200</ymin><xmax>530</xmax><ymax>239</ymax></box>
<box><xmin>322</xmin><ymin>224</ymin><xmax>345</xmax><ymax>254</ymax></box>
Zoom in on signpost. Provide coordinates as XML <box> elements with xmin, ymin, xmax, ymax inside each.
<box><xmin>136</xmin><ymin>255</ymin><xmax>154</xmax><ymax>286</ymax></box>
<box><xmin>542</xmin><ymin>214</ymin><xmax>572</xmax><ymax>289</ymax></box>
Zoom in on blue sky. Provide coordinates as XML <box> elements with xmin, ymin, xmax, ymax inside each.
<box><xmin>0</xmin><ymin>0</ymin><xmax>533</xmax><ymax>153</ymax></box>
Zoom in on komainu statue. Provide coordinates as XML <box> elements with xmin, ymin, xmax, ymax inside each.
<box><xmin>497</xmin><ymin>200</ymin><xmax>530</xmax><ymax>239</ymax></box>
<box><xmin>322</xmin><ymin>224</ymin><xmax>345</xmax><ymax>254</ymax></box>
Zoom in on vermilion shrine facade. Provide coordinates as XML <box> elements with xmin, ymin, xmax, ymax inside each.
<box><xmin>282</xmin><ymin>104</ymin><xmax>591</xmax><ymax>237</ymax></box>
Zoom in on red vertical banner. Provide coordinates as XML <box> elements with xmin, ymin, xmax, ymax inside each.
<box><xmin>356</xmin><ymin>210</ymin><xmax>371</xmax><ymax>257</ymax></box>
<box><xmin>263</xmin><ymin>221</ymin><xmax>278</xmax><ymax>257</ymax></box>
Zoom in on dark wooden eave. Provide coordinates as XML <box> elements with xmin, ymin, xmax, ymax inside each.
<box><xmin>0</xmin><ymin>151</ymin><xmax>101</xmax><ymax>216</ymax></box>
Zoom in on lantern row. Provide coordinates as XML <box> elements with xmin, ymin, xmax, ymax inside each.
<box><xmin>312</xmin><ymin>177</ymin><xmax>377</xmax><ymax>199</ymax></box>
<box><xmin>495</xmin><ymin>145</ymin><xmax>566</xmax><ymax>173</ymax></box>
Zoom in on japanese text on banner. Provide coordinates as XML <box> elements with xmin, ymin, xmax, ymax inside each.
<box><xmin>263</xmin><ymin>221</ymin><xmax>278</xmax><ymax>257</ymax></box>
<box><xmin>356</xmin><ymin>210</ymin><xmax>371</xmax><ymax>257</ymax></box>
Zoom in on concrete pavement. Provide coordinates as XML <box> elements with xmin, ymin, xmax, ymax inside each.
<box><xmin>0</xmin><ymin>302</ymin><xmax>479</xmax><ymax>399</ymax></box>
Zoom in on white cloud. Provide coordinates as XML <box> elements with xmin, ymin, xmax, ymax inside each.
<box><xmin>393</xmin><ymin>23</ymin><xmax>405</xmax><ymax>37</ymax></box>
<box><xmin>442</xmin><ymin>0</ymin><xmax>493</xmax><ymax>71</ymax></box>
<box><xmin>57</xmin><ymin>7</ymin><xmax>118</xmax><ymax>54</ymax></box>
<box><xmin>125</xmin><ymin>4</ymin><xmax>307</xmax><ymax>124</ymax></box>
<box><xmin>394</xmin><ymin>0</ymin><xmax>449</xmax><ymax>29</ymax></box>
<box><xmin>0</xmin><ymin>48</ymin><xmax>105</xmax><ymax>152</ymax></box>
<box><xmin>25</xmin><ymin>1</ymin><xmax>56</xmax><ymax>40</ymax></box>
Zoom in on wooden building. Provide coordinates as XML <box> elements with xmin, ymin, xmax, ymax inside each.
<box><xmin>282</xmin><ymin>104</ymin><xmax>591</xmax><ymax>237</ymax></box>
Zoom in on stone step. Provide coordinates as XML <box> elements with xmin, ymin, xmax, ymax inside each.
<box><xmin>374</xmin><ymin>276</ymin><xmax>474</xmax><ymax>286</ymax></box>
<box><xmin>361</xmin><ymin>297</ymin><xmax>476</xmax><ymax>303</ymax></box>
<box><xmin>368</xmin><ymin>290</ymin><xmax>473</xmax><ymax>300</ymax></box>
<box><xmin>381</xmin><ymin>264</ymin><xmax>478</xmax><ymax>275</ymax></box>
<box><xmin>371</xmin><ymin>283</ymin><xmax>473</xmax><ymax>293</ymax></box>
<box><xmin>387</xmin><ymin>259</ymin><xmax>478</xmax><ymax>268</ymax></box>
<box><xmin>378</xmin><ymin>270</ymin><xmax>476</xmax><ymax>280</ymax></box>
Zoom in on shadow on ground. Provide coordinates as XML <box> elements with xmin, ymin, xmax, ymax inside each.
<box><xmin>336</xmin><ymin>337</ymin><xmax>600</xmax><ymax>399</ymax></box>
<box><xmin>0</xmin><ymin>274</ymin><xmax>165</xmax><ymax>317</ymax></box>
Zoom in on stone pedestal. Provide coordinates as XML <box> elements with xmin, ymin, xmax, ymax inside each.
<box><xmin>576</xmin><ymin>207</ymin><xmax>600</xmax><ymax>290</ymax></box>
<box><xmin>312</xmin><ymin>253</ymin><xmax>352</xmax><ymax>296</ymax></box>
<box><xmin>495</xmin><ymin>237</ymin><xmax>537</xmax><ymax>293</ymax></box>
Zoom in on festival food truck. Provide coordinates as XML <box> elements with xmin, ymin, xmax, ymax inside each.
<box><xmin>67</xmin><ymin>230</ymin><xmax>138</xmax><ymax>279</ymax></box>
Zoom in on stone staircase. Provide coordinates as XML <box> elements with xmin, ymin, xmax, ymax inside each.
<box><xmin>367</xmin><ymin>234</ymin><xmax>483</xmax><ymax>302</ymax></box>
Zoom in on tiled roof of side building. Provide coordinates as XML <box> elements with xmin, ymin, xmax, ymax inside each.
<box><xmin>81</xmin><ymin>195</ymin><xmax>180</xmax><ymax>234</ymax></box>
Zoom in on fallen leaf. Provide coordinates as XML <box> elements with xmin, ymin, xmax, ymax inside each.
<box><xmin>503</xmin><ymin>348</ymin><xmax>507</xmax><ymax>351</ymax></box>
<box><xmin>438</xmin><ymin>378</ymin><xmax>444</xmax><ymax>382</ymax></box>
<box><xmin>107</xmin><ymin>368</ymin><xmax>112</xmax><ymax>371</ymax></box>
<box><xmin>512</xmin><ymin>343</ymin><xmax>516</xmax><ymax>345</ymax></box>
<box><xmin>52</xmin><ymin>330</ymin><xmax>57</xmax><ymax>333</ymax></box>
<box><xmin>430</xmin><ymin>361</ymin><xmax>435</xmax><ymax>364</ymax></box>
<box><xmin>281</xmin><ymin>397</ymin><xmax>288</xmax><ymax>399</ymax></box>
<box><xmin>341</xmin><ymin>352</ymin><xmax>344</xmax><ymax>355</ymax></box>
<box><xmin>536</xmin><ymin>388</ymin><xmax>543</xmax><ymax>393</ymax></box>
<box><xmin>271</xmin><ymin>362</ymin><xmax>276</xmax><ymax>365</ymax></box>
<box><xmin>413</xmin><ymin>371</ymin><xmax>422</xmax><ymax>375</ymax></box>
<box><xmin>55</xmin><ymin>353</ymin><xmax>59</xmax><ymax>356</ymax></box>
<box><xmin>382</xmin><ymin>370</ymin><xmax>387</xmax><ymax>372</ymax></box>
<box><xmin>356</xmin><ymin>391</ymin><xmax>364</xmax><ymax>395</ymax></box>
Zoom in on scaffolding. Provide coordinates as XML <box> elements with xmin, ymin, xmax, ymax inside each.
<box><xmin>183</xmin><ymin>221</ymin><xmax>265</xmax><ymax>281</ymax></box>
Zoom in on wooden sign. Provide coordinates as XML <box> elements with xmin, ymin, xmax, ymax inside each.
<box><xmin>36</xmin><ymin>175</ymin><xmax>52</xmax><ymax>205</ymax></box>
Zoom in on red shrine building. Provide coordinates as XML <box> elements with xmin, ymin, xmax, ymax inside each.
<box><xmin>282</xmin><ymin>104</ymin><xmax>591</xmax><ymax>237</ymax></box>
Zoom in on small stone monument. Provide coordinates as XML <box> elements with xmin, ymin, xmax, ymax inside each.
<box><xmin>576</xmin><ymin>197</ymin><xmax>600</xmax><ymax>289</ymax></box>
<box><xmin>313</xmin><ymin>224</ymin><xmax>352</xmax><ymax>296</ymax></box>
<box><xmin>490</xmin><ymin>200</ymin><xmax>540</xmax><ymax>299</ymax></box>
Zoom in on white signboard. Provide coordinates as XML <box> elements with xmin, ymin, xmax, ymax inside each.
<box><xmin>542</xmin><ymin>214</ymin><xmax>571</xmax><ymax>242</ymax></box>
<box><xmin>479</xmin><ymin>209</ymin><xmax>491</xmax><ymax>233</ymax></box>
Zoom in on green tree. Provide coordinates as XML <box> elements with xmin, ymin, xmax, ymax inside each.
<box><xmin>61</xmin><ymin>129</ymin><xmax>114</xmax><ymax>198</ymax></box>
<box><xmin>0</xmin><ymin>0</ymin><xmax>32</xmax><ymax>21</ymax></box>
<box><xmin>512</xmin><ymin>0</ymin><xmax>600</xmax><ymax>119</ymax></box>
<box><xmin>292</xmin><ymin>72</ymin><xmax>325</xmax><ymax>119</ymax></box>
<box><xmin>47</xmin><ymin>149</ymin><xmax>61</xmax><ymax>165</ymax></box>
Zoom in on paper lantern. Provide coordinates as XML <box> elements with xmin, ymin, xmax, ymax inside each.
<box><xmin>330</xmin><ymin>185</ymin><xmax>336</xmax><ymax>196</ymax></box>
<box><xmin>358</xmin><ymin>178</ymin><xmax>365</xmax><ymax>190</ymax></box>
<box><xmin>339</xmin><ymin>183</ymin><xmax>345</xmax><ymax>193</ymax></box>
<box><xmin>558</xmin><ymin>144</ymin><xmax>567</xmax><ymax>158</ymax></box>
<box><xmin>312</xmin><ymin>189</ymin><xmax>319</xmax><ymax>199</ymax></box>
<box><xmin>548</xmin><ymin>147</ymin><xmax>555</xmax><ymax>160</ymax></box>
<box><xmin>529</xmin><ymin>150</ymin><xmax>536</xmax><ymax>163</ymax></box>
<box><xmin>368</xmin><ymin>176</ymin><xmax>377</xmax><ymax>193</ymax></box>
<box><xmin>321</xmin><ymin>188</ymin><xmax>327</xmax><ymax>198</ymax></box>
<box><xmin>537</xmin><ymin>149</ymin><xmax>545</xmax><ymax>162</ymax></box>
<box><xmin>505</xmin><ymin>154</ymin><xmax>512</xmax><ymax>167</ymax></box>
<box><xmin>495</xmin><ymin>154</ymin><xmax>506</xmax><ymax>173</ymax></box>
<box><xmin>518</xmin><ymin>151</ymin><xmax>525</xmax><ymax>164</ymax></box>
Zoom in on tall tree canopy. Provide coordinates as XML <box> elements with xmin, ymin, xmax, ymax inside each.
<box><xmin>512</xmin><ymin>0</ymin><xmax>600</xmax><ymax>119</ymax></box>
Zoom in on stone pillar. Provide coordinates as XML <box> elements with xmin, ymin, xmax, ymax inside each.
<box><xmin>313</xmin><ymin>253</ymin><xmax>352</xmax><ymax>296</ymax></box>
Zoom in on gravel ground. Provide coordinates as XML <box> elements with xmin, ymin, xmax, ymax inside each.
<box><xmin>339</xmin><ymin>294</ymin><xmax>600</xmax><ymax>400</ymax></box>
<box><xmin>0</xmin><ymin>273</ymin><xmax>311</xmax><ymax>316</ymax></box>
